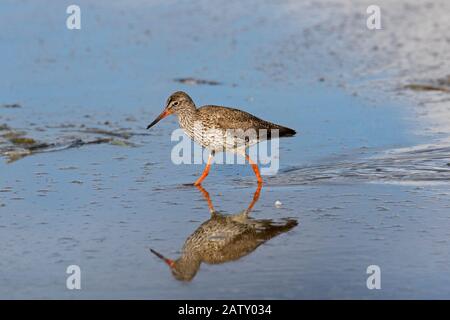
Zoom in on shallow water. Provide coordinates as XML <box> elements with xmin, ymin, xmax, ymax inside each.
<box><xmin>1</xmin><ymin>0</ymin><xmax>450</xmax><ymax>299</ymax></box>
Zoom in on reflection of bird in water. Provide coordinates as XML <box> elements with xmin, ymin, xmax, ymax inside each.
<box><xmin>150</xmin><ymin>184</ymin><xmax>298</xmax><ymax>281</ymax></box>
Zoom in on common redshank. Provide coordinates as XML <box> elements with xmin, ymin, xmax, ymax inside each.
<box><xmin>147</xmin><ymin>91</ymin><xmax>296</xmax><ymax>185</ymax></box>
<box><xmin>149</xmin><ymin>184</ymin><xmax>298</xmax><ymax>281</ymax></box>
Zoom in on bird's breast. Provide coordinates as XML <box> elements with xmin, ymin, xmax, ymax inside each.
<box><xmin>178</xmin><ymin>116</ymin><xmax>260</xmax><ymax>152</ymax></box>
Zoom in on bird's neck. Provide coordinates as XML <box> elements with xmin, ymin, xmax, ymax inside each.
<box><xmin>173</xmin><ymin>253</ymin><xmax>202</xmax><ymax>281</ymax></box>
<box><xmin>176</xmin><ymin>104</ymin><xmax>198</xmax><ymax>136</ymax></box>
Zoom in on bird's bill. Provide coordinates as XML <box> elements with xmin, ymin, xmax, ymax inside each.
<box><xmin>150</xmin><ymin>248</ymin><xmax>175</xmax><ymax>268</ymax></box>
<box><xmin>146</xmin><ymin>109</ymin><xmax>172</xmax><ymax>129</ymax></box>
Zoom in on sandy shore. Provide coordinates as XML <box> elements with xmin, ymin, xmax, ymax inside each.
<box><xmin>276</xmin><ymin>0</ymin><xmax>450</xmax><ymax>138</ymax></box>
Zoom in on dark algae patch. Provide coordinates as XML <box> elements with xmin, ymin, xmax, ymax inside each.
<box><xmin>1</xmin><ymin>103</ymin><xmax>22</xmax><ymax>109</ymax></box>
<box><xmin>174</xmin><ymin>77</ymin><xmax>222</xmax><ymax>86</ymax></box>
<box><xmin>0</xmin><ymin>124</ymin><xmax>138</xmax><ymax>163</ymax></box>
<box><xmin>78</xmin><ymin>128</ymin><xmax>133</xmax><ymax>139</ymax></box>
<box><xmin>9</xmin><ymin>137</ymin><xmax>37</xmax><ymax>146</ymax></box>
<box><xmin>404</xmin><ymin>84</ymin><xmax>450</xmax><ymax>93</ymax></box>
<box><xmin>404</xmin><ymin>76</ymin><xmax>450</xmax><ymax>93</ymax></box>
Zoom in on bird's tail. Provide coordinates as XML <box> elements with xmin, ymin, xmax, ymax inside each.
<box><xmin>266</xmin><ymin>124</ymin><xmax>296</xmax><ymax>139</ymax></box>
<box><xmin>278</xmin><ymin>126</ymin><xmax>296</xmax><ymax>137</ymax></box>
<box><xmin>252</xmin><ymin>218</ymin><xmax>298</xmax><ymax>242</ymax></box>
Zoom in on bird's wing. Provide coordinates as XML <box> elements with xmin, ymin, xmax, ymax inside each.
<box><xmin>198</xmin><ymin>105</ymin><xmax>296</xmax><ymax>138</ymax></box>
<box><xmin>197</xmin><ymin>105</ymin><xmax>276</xmax><ymax>131</ymax></box>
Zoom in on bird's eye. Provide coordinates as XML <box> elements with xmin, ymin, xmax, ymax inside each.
<box><xmin>172</xmin><ymin>101</ymin><xmax>179</xmax><ymax>107</ymax></box>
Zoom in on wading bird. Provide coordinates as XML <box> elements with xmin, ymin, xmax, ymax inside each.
<box><xmin>146</xmin><ymin>91</ymin><xmax>296</xmax><ymax>185</ymax></box>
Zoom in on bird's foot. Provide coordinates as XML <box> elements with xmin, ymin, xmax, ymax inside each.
<box><xmin>181</xmin><ymin>182</ymin><xmax>199</xmax><ymax>187</ymax></box>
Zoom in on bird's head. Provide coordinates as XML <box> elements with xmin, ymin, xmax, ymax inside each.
<box><xmin>146</xmin><ymin>91</ymin><xmax>195</xmax><ymax>129</ymax></box>
<box><xmin>149</xmin><ymin>248</ymin><xmax>199</xmax><ymax>282</ymax></box>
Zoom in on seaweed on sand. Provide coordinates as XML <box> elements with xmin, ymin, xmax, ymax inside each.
<box><xmin>0</xmin><ymin>125</ymin><xmax>136</xmax><ymax>163</ymax></box>
<box><xmin>404</xmin><ymin>76</ymin><xmax>450</xmax><ymax>93</ymax></box>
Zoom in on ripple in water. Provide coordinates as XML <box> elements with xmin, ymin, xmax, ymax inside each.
<box><xmin>268</xmin><ymin>143</ymin><xmax>450</xmax><ymax>186</ymax></box>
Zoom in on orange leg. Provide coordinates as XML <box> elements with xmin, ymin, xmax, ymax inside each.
<box><xmin>195</xmin><ymin>184</ymin><xmax>215</xmax><ymax>213</ymax></box>
<box><xmin>245</xmin><ymin>154</ymin><xmax>263</xmax><ymax>184</ymax></box>
<box><xmin>193</xmin><ymin>153</ymin><xmax>214</xmax><ymax>186</ymax></box>
<box><xmin>246</xmin><ymin>182</ymin><xmax>262</xmax><ymax>213</ymax></box>
<box><xmin>197</xmin><ymin>181</ymin><xmax>261</xmax><ymax>215</ymax></box>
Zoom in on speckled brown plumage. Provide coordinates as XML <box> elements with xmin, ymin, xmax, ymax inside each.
<box><xmin>169</xmin><ymin>92</ymin><xmax>295</xmax><ymax>152</ymax></box>
<box><xmin>150</xmin><ymin>185</ymin><xmax>298</xmax><ymax>281</ymax></box>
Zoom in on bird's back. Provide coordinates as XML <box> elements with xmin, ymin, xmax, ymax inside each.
<box><xmin>197</xmin><ymin>105</ymin><xmax>296</xmax><ymax>137</ymax></box>
<box><xmin>183</xmin><ymin>214</ymin><xmax>298</xmax><ymax>264</ymax></box>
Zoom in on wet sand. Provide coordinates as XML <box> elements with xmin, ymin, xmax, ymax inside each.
<box><xmin>0</xmin><ymin>0</ymin><xmax>449</xmax><ymax>298</ymax></box>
